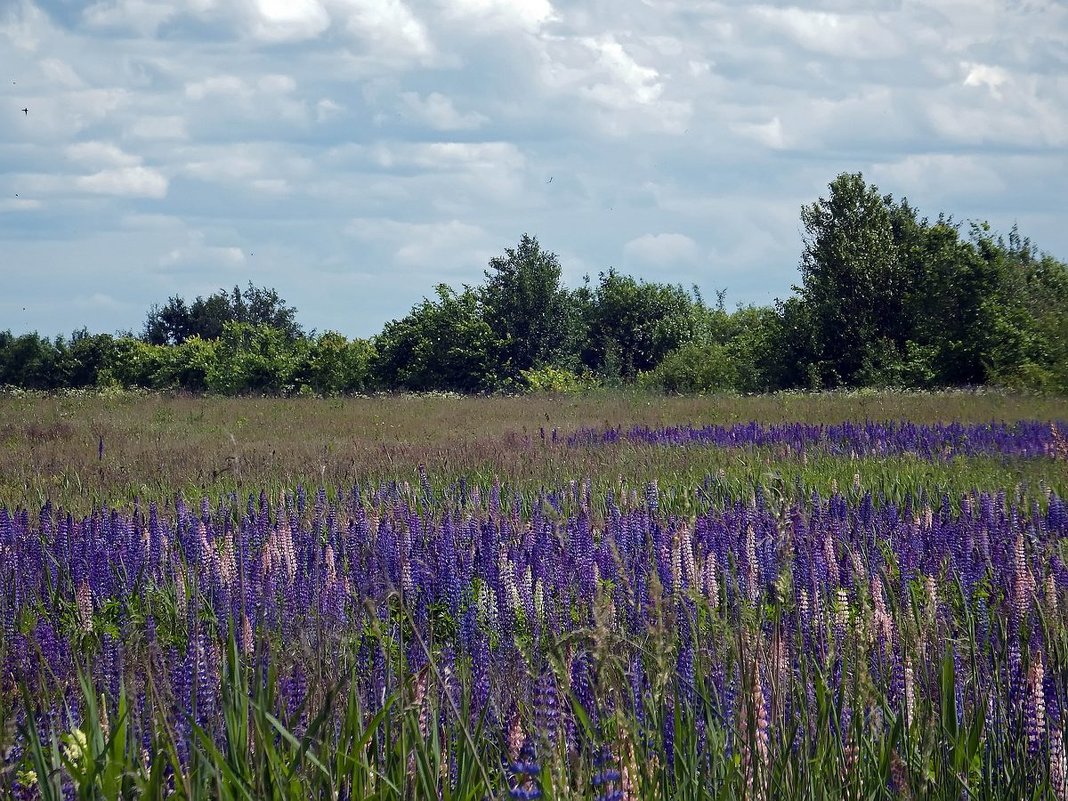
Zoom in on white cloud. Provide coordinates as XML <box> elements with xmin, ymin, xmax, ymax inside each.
<box><xmin>339</xmin><ymin>0</ymin><xmax>433</xmax><ymax>59</ymax></box>
<box><xmin>751</xmin><ymin>7</ymin><xmax>904</xmax><ymax>60</ymax></box>
<box><xmin>40</xmin><ymin>58</ymin><xmax>84</xmax><ymax>88</ymax></box>
<box><xmin>962</xmin><ymin>62</ymin><xmax>1011</xmax><ymax>98</ymax></box>
<box><xmin>83</xmin><ymin>0</ymin><xmax>177</xmax><ymax>34</ymax></box>
<box><xmin>0</xmin><ymin>197</ymin><xmax>43</xmax><ymax>212</ymax></box>
<box><xmin>66</xmin><ymin>141</ymin><xmax>142</xmax><ymax>168</ymax></box>
<box><xmin>732</xmin><ymin>116</ymin><xmax>786</xmax><ymax>150</ymax></box>
<box><xmin>127</xmin><ymin>116</ymin><xmax>188</xmax><ymax>140</ymax></box>
<box><xmin>399</xmin><ymin>92</ymin><xmax>487</xmax><ymax>130</ymax></box>
<box><xmin>440</xmin><ymin>0</ymin><xmax>557</xmax><ymax>32</ymax></box>
<box><xmin>316</xmin><ymin>98</ymin><xmax>343</xmax><ymax>122</ymax></box>
<box><xmin>869</xmin><ymin>154</ymin><xmax>1006</xmax><ymax>199</ymax></box>
<box><xmin>622</xmin><ymin>233</ymin><xmax>701</xmax><ymax>268</ymax></box>
<box><xmin>251</xmin><ymin>0</ymin><xmax>331</xmax><ymax>42</ymax></box>
<box><xmin>0</xmin><ymin>0</ymin><xmax>47</xmax><ymax>52</ymax></box>
<box><xmin>184</xmin><ymin>155</ymin><xmax>263</xmax><ymax>182</ymax></box>
<box><xmin>76</xmin><ymin>166</ymin><xmax>169</xmax><ymax>198</ymax></box>
<box><xmin>185</xmin><ymin>75</ymin><xmax>250</xmax><ymax>101</ymax></box>
<box><xmin>346</xmin><ymin>218</ymin><xmax>490</xmax><ymax>269</ymax></box>
<box><xmin>159</xmin><ymin>231</ymin><xmax>246</xmax><ymax>268</ymax></box>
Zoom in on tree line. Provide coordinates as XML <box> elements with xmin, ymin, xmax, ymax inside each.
<box><xmin>3</xmin><ymin>172</ymin><xmax>1066</xmax><ymax>395</ymax></box>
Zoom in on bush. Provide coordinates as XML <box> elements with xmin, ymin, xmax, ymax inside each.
<box><xmin>638</xmin><ymin>341</ymin><xmax>739</xmax><ymax>393</ymax></box>
<box><xmin>520</xmin><ymin>365</ymin><xmax>594</xmax><ymax>393</ymax></box>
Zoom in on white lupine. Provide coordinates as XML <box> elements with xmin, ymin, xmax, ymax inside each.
<box><xmin>903</xmin><ymin>656</ymin><xmax>916</xmax><ymax>725</ymax></box>
<box><xmin>219</xmin><ymin>537</ymin><xmax>237</xmax><ymax>588</ymax></box>
<box><xmin>520</xmin><ymin>566</ymin><xmax>534</xmax><ymax>612</ymax></box>
<box><xmin>534</xmin><ymin>580</ymin><xmax>545</xmax><ymax>626</ymax></box>
<box><xmin>704</xmin><ymin>555</ymin><xmax>720</xmax><ymax>611</ymax></box>
<box><xmin>1051</xmin><ymin>728</ymin><xmax>1068</xmax><ymax>801</ymax></box>
<box><xmin>478</xmin><ymin>582</ymin><xmax>499</xmax><ymax>631</ymax></box>
<box><xmin>746</xmin><ymin>524</ymin><xmax>759</xmax><ymax>602</ymax></box>
<box><xmin>401</xmin><ymin>556</ymin><xmax>415</xmax><ymax>598</ymax></box>
<box><xmin>75</xmin><ymin>580</ymin><xmax>93</xmax><ymax>633</ymax></box>
<box><xmin>824</xmin><ymin>533</ymin><xmax>840</xmax><ymax>587</ymax></box>
<box><xmin>678</xmin><ymin>525</ymin><xmax>697</xmax><ymax>589</ymax></box>
<box><xmin>500</xmin><ymin>559</ymin><xmax>521</xmax><ymax>613</ymax></box>
<box><xmin>835</xmin><ymin>588</ymin><xmax>850</xmax><ymax>629</ymax></box>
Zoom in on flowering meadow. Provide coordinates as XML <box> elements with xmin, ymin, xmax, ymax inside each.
<box><xmin>1</xmin><ymin>393</ymin><xmax>1068</xmax><ymax>800</ymax></box>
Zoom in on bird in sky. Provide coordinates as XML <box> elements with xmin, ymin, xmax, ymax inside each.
<box><xmin>546</xmin><ymin>176</ymin><xmax>553</xmax><ymax>184</ymax></box>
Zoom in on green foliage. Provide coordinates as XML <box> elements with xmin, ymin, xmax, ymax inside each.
<box><xmin>520</xmin><ymin>364</ymin><xmax>592</xmax><ymax>393</ymax></box>
<box><xmin>0</xmin><ymin>331</ymin><xmax>68</xmax><ymax>390</ymax></box>
<box><xmin>143</xmin><ymin>282</ymin><xmax>303</xmax><ymax>345</ymax></box>
<box><xmin>797</xmin><ymin>172</ymin><xmax>905</xmax><ymax>387</ymax></box>
<box><xmin>2</xmin><ymin>181</ymin><xmax>1067</xmax><ymax>395</ymax></box>
<box><xmin>372</xmin><ymin>285</ymin><xmax>498</xmax><ymax>393</ymax></box>
<box><xmin>480</xmin><ymin>234</ymin><xmax>584</xmax><ymax>379</ymax></box>
<box><xmin>299</xmin><ymin>331</ymin><xmax>375</xmax><ymax>395</ymax></box>
<box><xmin>789</xmin><ymin>174</ymin><xmax>1068</xmax><ymax>392</ymax></box>
<box><xmin>638</xmin><ymin>340</ymin><xmax>738</xmax><ymax>393</ymax></box>
<box><xmin>206</xmin><ymin>322</ymin><xmax>308</xmax><ymax>395</ymax></box>
<box><xmin>581</xmin><ymin>268</ymin><xmax>708</xmax><ymax>380</ymax></box>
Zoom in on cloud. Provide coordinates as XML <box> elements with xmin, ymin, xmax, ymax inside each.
<box><xmin>250</xmin><ymin>0</ymin><xmax>330</xmax><ymax>42</ymax></box>
<box><xmin>440</xmin><ymin>0</ymin><xmax>557</xmax><ymax>32</ymax></box>
<box><xmin>0</xmin><ymin>197</ymin><xmax>43</xmax><ymax>211</ymax></box>
<box><xmin>732</xmin><ymin>116</ymin><xmax>787</xmax><ymax>150</ymax></box>
<box><xmin>66</xmin><ymin>141</ymin><xmax>142</xmax><ymax>168</ymax></box>
<box><xmin>963</xmin><ymin>62</ymin><xmax>1011</xmax><ymax>98</ymax></box>
<box><xmin>347</xmin><ymin>218</ymin><xmax>491</xmax><ymax>271</ymax></box>
<box><xmin>83</xmin><ymin>0</ymin><xmax>179</xmax><ymax>35</ymax></box>
<box><xmin>75</xmin><ymin>166</ymin><xmax>169</xmax><ymax>198</ymax></box>
<box><xmin>623</xmin><ymin>233</ymin><xmax>701</xmax><ymax>269</ymax></box>
<box><xmin>127</xmin><ymin>115</ymin><xmax>188</xmax><ymax>140</ymax></box>
<box><xmin>184</xmin><ymin>74</ymin><xmax>249</xmax><ymax>101</ymax></box>
<box><xmin>159</xmin><ymin>231</ymin><xmax>246</xmax><ymax>268</ymax></box>
<box><xmin>40</xmin><ymin>58</ymin><xmax>84</xmax><ymax>88</ymax></box>
<box><xmin>339</xmin><ymin>0</ymin><xmax>433</xmax><ymax>60</ymax></box>
<box><xmin>750</xmin><ymin>7</ymin><xmax>905</xmax><ymax>60</ymax></box>
<box><xmin>399</xmin><ymin>92</ymin><xmax>487</xmax><ymax>131</ymax></box>
<box><xmin>2</xmin><ymin>0</ymin><xmax>1066</xmax><ymax>340</ymax></box>
<box><xmin>0</xmin><ymin>0</ymin><xmax>47</xmax><ymax>52</ymax></box>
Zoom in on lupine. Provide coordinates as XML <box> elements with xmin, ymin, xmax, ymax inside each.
<box><xmin>1</xmin><ymin>474</ymin><xmax>1066</xmax><ymax>797</ymax></box>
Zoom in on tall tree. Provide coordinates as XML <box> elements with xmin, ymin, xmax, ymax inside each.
<box><xmin>796</xmin><ymin>172</ymin><xmax>907</xmax><ymax>386</ymax></box>
<box><xmin>479</xmin><ymin>235</ymin><xmax>583</xmax><ymax>380</ymax></box>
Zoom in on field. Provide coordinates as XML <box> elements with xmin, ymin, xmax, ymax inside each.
<box><xmin>1</xmin><ymin>389</ymin><xmax>1067</xmax><ymax>799</ymax></box>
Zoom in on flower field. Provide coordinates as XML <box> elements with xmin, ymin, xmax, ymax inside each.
<box><xmin>1</xmin><ymin>392</ymin><xmax>1067</xmax><ymax>799</ymax></box>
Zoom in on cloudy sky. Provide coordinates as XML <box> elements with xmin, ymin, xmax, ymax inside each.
<box><xmin>2</xmin><ymin>0</ymin><xmax>1066</xmax><ymax>339</ymax></box>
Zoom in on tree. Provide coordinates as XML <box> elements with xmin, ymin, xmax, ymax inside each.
<box><xmin>796</xmin><ymin>172</ymin><xmax>905</xmax><ymax>387</ymax></box>
<box><xmin>0</xmin><ymin>332</ymin><xmax>66</xmax><ymax>389</ymax></box>
<box><xmin>66</xmin><ymin>329</ymin><xmax>118</xmax><ymax>388</ymax></box>
<box><xmin>479</xmin><ymin>235</ymin><xmax>584</xmax><ymax>380</ymax></box>
<box><xmin>372</xmin><ymin>285</ymin><xmax>498</xmax><ymax>393</ymax></box>
<box><xmin>142</xmin><ymin>282</ymin><xmax>303</xmax><ymax>345</ymax></box>
<box><xmin>581</xmin><ymin>269</ymin><xmax>708</xmax><ymax>380</ymax></box>
<box><xmin>300</xmin><ymin>332</ymin><xmax>375</xmax><ymax>395</ymax></box>
<box><xmin>206</xmin><ymin>322</ymin><xmax>307</xmax><ymax>395</ymax></box>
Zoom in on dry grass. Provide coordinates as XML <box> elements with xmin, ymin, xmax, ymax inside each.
<box><xmin>0</xmin><ymin>389</ymin><xmax>1064</xmax><ymax>510</ymax></box>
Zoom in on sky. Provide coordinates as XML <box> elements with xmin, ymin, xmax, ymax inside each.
<box><xmin>2</xmin><ymin>0</ymin><xmax>1067</xmax><ymax>340</ymax></box>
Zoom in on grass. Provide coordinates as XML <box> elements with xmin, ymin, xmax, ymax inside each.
<box><xmin>1</xmin><ymin>388</ymin><xmax>1064</xmax><ymax>510</ymax></box>
<box><xmin>2</xmin><ymin>387</ymin><xmax>1067</xmax><ymax>800</ymax></box>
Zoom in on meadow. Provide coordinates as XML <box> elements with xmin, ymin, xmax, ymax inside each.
<box><xmin>1</xmin><ymin>389</ymin><xmax>1067</xmax><ymax>800</ymax></box>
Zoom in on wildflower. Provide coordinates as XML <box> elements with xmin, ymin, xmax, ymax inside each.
<box><xmin>75</xmin><ymin>580</ymin><xmax>93</xmax><ymax>632</ymax></box>
<box><xmin>509</xmin><ymin>736</ymin><xmax>542</xmax><ymax>800</ymax></box>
